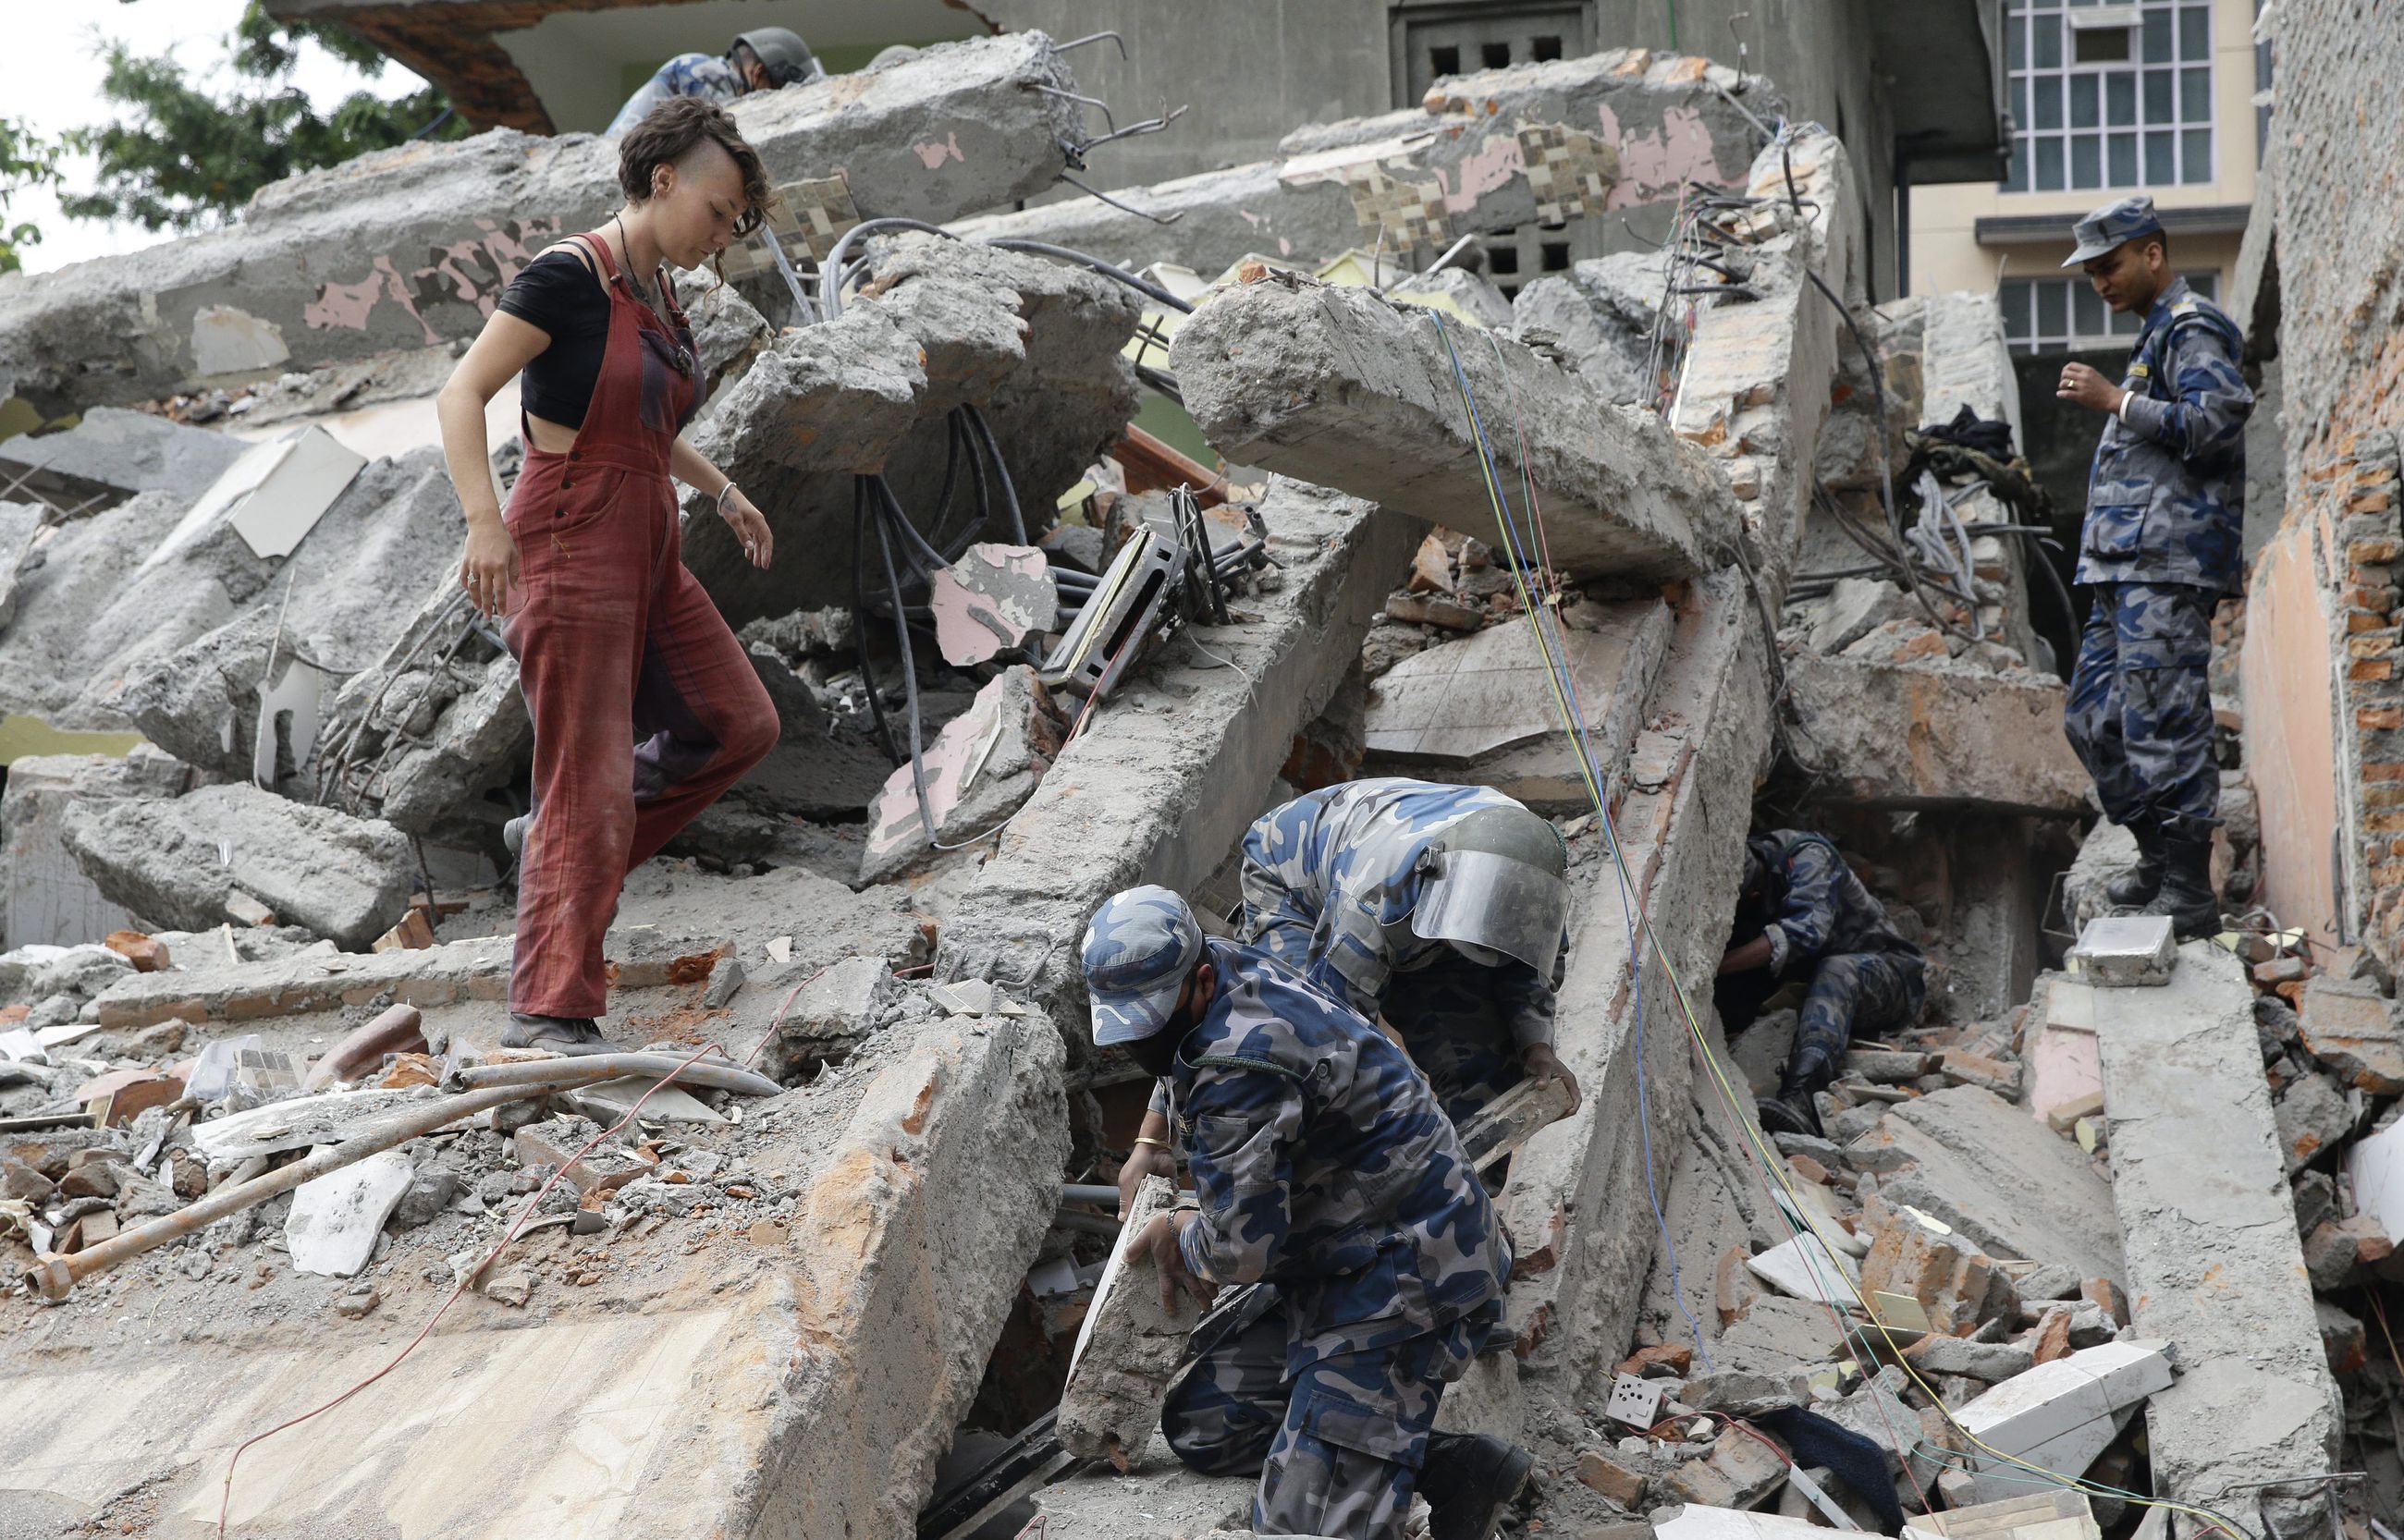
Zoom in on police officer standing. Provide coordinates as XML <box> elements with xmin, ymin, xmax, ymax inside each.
<box><xmin>1082</xmin><ymin>886</ymin><xmax>1533</xmax><ymax>1540</ymax></box>
<box><xmin>2054</xmin><ymin>195</ymin><xmax>2253</xmax><ymax>936</ymax></box>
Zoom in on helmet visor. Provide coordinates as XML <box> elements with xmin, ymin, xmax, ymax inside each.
<box><xmin>1409</xmin><ymin>847</ymin><xmax>1568</xmax><ymax>978</ymax></box>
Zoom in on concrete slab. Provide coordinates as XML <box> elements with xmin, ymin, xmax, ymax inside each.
<box><xmin>0</xmin><ymin>750</ymin><xmax>187</xmax><ymax>949</ymax></box>
<box><xmin>0</xmin><ymin>407</ymin><xmax>251</xmax><ymax>511</ymax></box>
<box><xmin>0</xmin><ymin>35</ymin><xmax>1086</xmax><ymax>419</ymax></box>
<box><xmin>935</xmin><ymin>477</ymin><xmax>1419</xmax><ymax>1036</ymax></box>
<box><xmin>1950</xmin><ymin>1341</ymin><xmax>2172</xmax><ymax>1504</ymax></box>
<box><xmin>1173</xmin><ymin>269</ymin><xmax>1738</xmax><ymax>580</ymax></box>
<box><xmin>1782</xmin><ymin>654</ymin><xmax>2090</xmax><ymax>814</ymax></box>
<box><xmin>1858</xmin><ymin>1085</ymin><xmax>2123</xmax><ymax>1282</ymax></box>
<box><xmin>2084</xmin><ymin>941</ymin><xmax>2342</xmax><ymax>1538</ymax></box>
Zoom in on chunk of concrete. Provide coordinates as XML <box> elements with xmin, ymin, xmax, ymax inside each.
<box><xmin>1806</xmin><ymin>577</ymin><xmax>1916</xmax><ymax>656</ymax></box>
<box><xmin>2067</xmin><ymin>915</ymin><xmax>2177</xmax><ymax>987</ymax></box>
<box><xmin>1059</xmin><ymin>1174</ymin><xmax>1201</xmax><ymax>1466</ymax></box>
<box><xmin>1782</xmin><ymin>654</ymin><xmax>2088</xmax><ymax>814</ymax></box>
<box><xmin>861</xmin><ymin>664</ymin><xmax>1068</xmax><ymax>884</ymax></box>
<box><xmin>1173</xmin><ymin>269</ymin><xmax>1736</xmax><ymax>581</ymax></box>
<box><xmin>0</xmin><ymin>408</ymin><xmax>251</xmax><ymax>511</ymax></box>
<box><xmin>1908</xmin><ymin>1335</ymin><xmax>2035</xmax><ymax>1385</ymax></box>
<box><xmin>1659</xmin><ymin>1431</ymin><xmax>1788</xmax><ymax>1509</ymax></box>
<box><xmin>1510</xmin><ymin>251</ymin><xmax>1668</xmax><ymax>407</ymax></box>
<box><xmin>2275</xmin><ymin>1070</ymin><xmax>2354</xmax><ymax>1175</ymax></box>
<box><xmin>1859</xmin><ymin>1202</ymin><xmax>1997</xmax><ymax>1335</ymax></box>
<box><xmin>0</xmin><ymin>35</ymin><xmax>1088</xmax><ymax>419</ymax></box>
<box><xmin>1859</xmin><ymin>1085</ymin><xmax>2124</xmax><ymax>1281</ymax></box>
<box><xmin>1950</xmin><ymin>1341</ymin><xmax>2171</xmax><ymax>1504</ymax></box>
<box><xmin>59</xmin><ymin>784</ymin><xmax>416</xmax><ymax>950</ymax></box>
<box><xmin>779</xmin><ymin>955</ymin><xmax>898</xmax><ymax>1065</ymax></box>
<box><xmin>285</xmin><ymin>1148</ymin><xmax>414</xmax><ymax>1277</ymax></box>
<box><xmin>2086</xmin><ymin>941</ymin><xmax>2341</xmax><ymax>1537</ymax></box>
<box><xmin>0</xmin><ymin>749</ymin><xmax>188</xmax><ymax>949</ymax></box>
<box><xmin>1362</xmin><ymin>598</ymin><xmax>1674</xmax><ymax>811</ymax></box>
<box><xmin>2296</xmin><ymin>973</ymin><xmax>2404</xmax><ymax>1094</ymax></box>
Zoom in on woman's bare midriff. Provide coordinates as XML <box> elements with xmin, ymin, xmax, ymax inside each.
<box><xmin>524</xmin><ymin>412</ymin><xmax>583</xmax><ymax>457</ymax></box>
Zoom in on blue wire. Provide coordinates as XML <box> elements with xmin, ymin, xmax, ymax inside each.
<box><xmin>1432</xmin><ymin>312</ymin><xmax>1713</xmax><ymax>1370</ymax></box>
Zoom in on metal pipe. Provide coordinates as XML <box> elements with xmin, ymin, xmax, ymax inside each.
<box><xmin>1053</xmin><ymin>1208</ymin><xmax>1121</xmax><ymax>1237</ymax></box>
<box><xmin>24</xmin><ymin>1084</ymin><xmax>536</xmax><ymax>1301</ymax></box>
<box><xmin>446</xmin><ymin>1054</ymin><xmax>781</xmax><ymax>1099</ymax></box>
<box><xmin>1061</xmin><ymin>1182</ymin><xmax>1121</xmax><ymax>1205</ymax></box>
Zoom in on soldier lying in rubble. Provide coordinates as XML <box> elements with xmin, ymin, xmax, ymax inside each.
<box><xmin>1716</xmin><ymin>829</ymin><xmax>1927</xmax><ymax>1137</ymax></box>
<box><xmin>435</xmin><ymin>98</ymin><xmax>782</xmax><ymax>1057</ymax></box>
<box><xmin>1082</xmin><ymin>885</ymin><xmax>1536</xmax><ymax>1540</ymax></box>
<box><xmin>1120</xmin><ymin>778</ymin><xmax>1577</xmax><ymax>1204</ymax></box>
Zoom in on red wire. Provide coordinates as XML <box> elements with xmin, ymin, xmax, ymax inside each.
<box><xmin>215</xmin><ymin>965</ymin><xmax>831</xmax><ymax>1535</ymax></box>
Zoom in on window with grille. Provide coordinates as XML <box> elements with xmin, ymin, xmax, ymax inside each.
<box><xmin>1998</xmin><ymin>271</ymin><xmax>2220</xmax><ymax>353</ymax></box>
<box><xmin>2002</xmin><ymin>0</ymin><xmax>2215</xmax><ymax>193</ymax></box>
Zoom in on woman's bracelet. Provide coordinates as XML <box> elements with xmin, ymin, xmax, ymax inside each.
<box><xmin>716</xmin><ymin>481</ymin><xmax>742</xmax><ymax>513</ymax></box>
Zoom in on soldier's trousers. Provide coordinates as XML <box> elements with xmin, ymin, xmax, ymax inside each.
<box><xmin>1382</xmin><ymin>952</ymin><xmax>1522</xmax><ymax>1127</ymax></box>
<box><xmin>1161</xmin><ymin>1289</ymin><xmax>1485</xmax><ymax>1540</ymax></box>
<box><xmin>1795</xmin><ymin>953</ymin><xmax>1925</xmax><ymax>1069</ymax></box>
<box><xmin>2063</xmin><ymin>581</ymin><xmax>2219</xmax><ymax>843</ymax></box>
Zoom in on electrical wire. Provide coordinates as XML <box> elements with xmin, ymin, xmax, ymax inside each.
<box><xmin>1433</xmin><ymin>308</ymin><xmax>2263</xmax><ymax>1540</ymax></box>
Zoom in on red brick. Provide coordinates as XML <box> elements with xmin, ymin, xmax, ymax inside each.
<box><xmin>2361</xmin><ymin>707</ymin><xmax>2404</xmax><ymax>730</ymax></box>
<box><xmin>2351</xmin><ymin>660</ymin><xmax>2397</xmax><ymax>682</ymax></box>
<box><xmin>2351</xmin><ymin>539</ymin><xmax>2404</xmax><ymax>567</ymax></box>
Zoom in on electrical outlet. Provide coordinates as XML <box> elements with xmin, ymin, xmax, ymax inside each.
<box><xmin>1603</xmin><ymin>1372</ymin><xmax>1666</xmax><ymax>1430</ymax></box>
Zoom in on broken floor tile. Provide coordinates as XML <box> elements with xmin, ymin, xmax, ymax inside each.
<box><xmin>1744</xmin><ymin>1231</ymin><xmax>1858</xmax><ymax>1306</ymax></box>
<box><xmin>930</xmin><ymin>543</ymin><xmax>1060</xmax><ymax>667</ymax></box>
<box><xmin>285</xmin><ymin>1148</ymin><xmax>414</xmax><ymax>1278</ymax></box>
<box><xmin>861</xmin><ymin>665</ymin><xmax>1066</xmax><ymax>884</ymax></box>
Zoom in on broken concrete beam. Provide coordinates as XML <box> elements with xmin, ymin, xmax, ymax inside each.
<box><xmin>1496</xmin><ymin>570</ymin><xmax>1777</xmax><ymax>1384</ymax></box>
<box><xmin>935</xmin><ymin>478</ymin><xmax>1419</xmax><ymax>1032</ymax></box>
<box><xmin>0</xmin><ymin>408</ymin><xmax>250</xmax><ymax>512</ymax></box>
<box><xmin>0</xmin><ymin>749</ymin><xmax>188</xmax><ymax>951</ymax></box>
<box><xmin>1950</xmin><ymin>1341</ymin><xmax>2171</xmax><ymax>1505</ymax></box>
<box><xmin>678</xmin><ymin>238</ymin><xmax>1140</xmax><ymax>627</ymax></box>
<box><xmin>1362</xmin><ymin>597</ymin><xmax>1674</xmax><ymax>813</ymax></box>
<box><xmin>1858</xmin><ymin>1085</ymin><xmax>2124</xmax><ymax>1283</ymax></box>
<box><xmin>1666</xmin><ymin>125</ymin><xmax>1856</xmax><ymax>582</ymax></box>
<box><xmin>1058</xmin><ymin>1174</ymin><xmax>1200</xmax><ymax>1466</ymax></box>
<box><xmin>2067</xmin><ymin>915</ymin><xmax>2178</xmax><ymax>988</ymax></box>
<box><xmin>1782</xmin><ymin>653</ymin><xmax>2090</xmax><ymax>814</ymax></box>
<box><xmin>0</xmin><ymin>35</ymin><xmax>1086</xmax><ymax>420</ymax></box>
<box><xmin>107</xmin><ymin>447</ymin><xmax>468</xmax><ymax>785</ymax></box>
<box><xmin>2084</xmin><ymin>942</ymin><xmax>2342</xmax><ymax>1539</ymax></box>
<box><xmin>861</xmin><ymin>665</ymin><xmax>1067</xmax><ymax>884</ymax></box>
<box><xmin>958</xmin><ymin>47</ymin><xmax>1778</xmax><ymax>279</ymax></box>
<box><xmin>1173</xmin><ymin>269</ymin><xmax>1737</xmax><ymax>580</ymax></box>
<box><xmin>2297</xmin><ymin>972</ymin><xmax>2404</xmax><ymax>1094</ymax></box>
<box><xmin>89</xmin><ymin>934</ymin><xmax>510</xmax><ymax>1030</ymax></box>
<box><xmin>59</xmin><ymin>784</ymin><xmax>416</xmax><ymax>951</ymax></box>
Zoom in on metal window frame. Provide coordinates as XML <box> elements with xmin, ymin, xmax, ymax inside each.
<box><xmin>2003</xmin><ymin>0</ymin><xmax>2216</xmax><ymax>194</ymax></box>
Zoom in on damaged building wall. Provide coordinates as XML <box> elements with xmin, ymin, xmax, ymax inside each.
<box><xmin>2240</xmin><ymin>0</ymin><xmax>2404</xmax><ymax>966</ymax></box>
<box><xmin>0</xmin><ymin>33</ymin><xmax>1086</xmax><ymax>424</ymax></box>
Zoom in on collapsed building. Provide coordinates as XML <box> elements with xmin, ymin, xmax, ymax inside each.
<box><xmin>0</xmin><ymin>9</ymin><xmax>2390</xmax><ymax>1540</ymax></box>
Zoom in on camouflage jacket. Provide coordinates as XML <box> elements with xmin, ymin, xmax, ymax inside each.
<box><xmin>1741</xmin><ymin>831</ymin><xmax>1920</xmax><ymax>977</ymax></box>
<box><xmin>607</xmin><ymin>52</ymin><xmax>744</xmax><ymax>137</ymax></box>
<box><xmin>1165</xmin><ymin>938</ymin><xmax>1509</xmax><ymax>1339</ymax></box>
<box><xmin>1238</xmin><ymin>777</ymin><xmax>1561</xmax><ymax>1051</ymax></box>
<box><xmin>2078</xmin><ymin>276</ymin><xmax>2252</xmax><ymax>593</ymax></box>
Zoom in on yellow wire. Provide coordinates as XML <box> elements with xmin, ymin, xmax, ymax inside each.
<box><xmin>1432</xmin><ymin>313</ymin><xmax>2256</xmax><ymax>1539</ymax></box>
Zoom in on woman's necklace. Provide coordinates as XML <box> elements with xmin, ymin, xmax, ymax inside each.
<box><xmin>611</xmin><ymin>215</ymin><xmax>664</xmax><ymax>322</ymax></box>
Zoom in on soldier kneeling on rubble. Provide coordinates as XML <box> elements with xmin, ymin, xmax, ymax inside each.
<box><xmin>1717</xmin><ymin>830</ymin><xmax>1926</xmax><ymax>1137</ymax></box>
<box><xmin>1083</xmin><ymin>886</ymin><xmax>1534</xmax><ymax>1540</ymax></box>
<box><xmin>1120</xmin><ymin>779</ymin><xmax>1576</xmax><ymax>1196</ymax></box>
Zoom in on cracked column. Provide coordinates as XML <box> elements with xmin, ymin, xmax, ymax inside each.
<box><xmin>0</xmin><ymin>34</ymin><xmax>1086</xmax><ymax>420</ymax></box>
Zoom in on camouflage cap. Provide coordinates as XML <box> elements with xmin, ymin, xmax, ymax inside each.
<box><xmin>1080</xmin><ymin>886</ymin><xmax>1204</xmax><ymax>1045</ymax></box>
<box><xmin>2064</xmin><ymin>194</ymin><xmax>2166</xmax><ymax>267</ymax></box>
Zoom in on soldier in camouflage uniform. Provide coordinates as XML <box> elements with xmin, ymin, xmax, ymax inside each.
<box><xmin>1082</xmin><ymin>886</ymin><xmax>1534</xmax><ymax>1540</ymax></box>
<box><xmin>1717</xmin><ymin>831</ymin><xmax>1925</xmax><ymax>1137</ymax></box>
<box><xmin>2054</xmin><ymin>195</ymin><xmax>2252</xmax><ymax>937</ymax></box>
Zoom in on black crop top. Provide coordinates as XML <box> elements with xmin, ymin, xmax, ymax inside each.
<box><xmin>495</xmin><ymin>247</ymin><xmax>616</xmax><ymax>430</ymax></box>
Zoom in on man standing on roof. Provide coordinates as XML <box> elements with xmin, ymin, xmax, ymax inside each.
<box><xmin>1081</xmin><ymin>886</ymin><xmax>1534</xmax><ymax>1540</ymax></box>
<box><xmin>1116</xmin><ymin>778</ymin><xmax>1577</xmax><ymax>1209</ymax></box>
<box><xmin>2054</xmin><ymin>194</ymin><xmax>2252</xmax><ymax>938</ymax></box>
<box><xmin>1717</xmin><ymin>830</ymin><xmax>1925</xmax><ymax>1137</ymax></box>
<box><xmin>607</xmin><ymin>27</ymin><xmax>824</xmax><ymax>139</ymax></box>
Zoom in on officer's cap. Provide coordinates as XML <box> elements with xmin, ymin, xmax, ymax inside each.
<box><xmin>2064</xmin><ymin>195</ymin><xmax>2166</xmax><ymax>267</ymax></box>
<box><xmin>1080</xmin><ymin>886</ymin><xmax>1204</xmax><ymax>1046</ymax></box>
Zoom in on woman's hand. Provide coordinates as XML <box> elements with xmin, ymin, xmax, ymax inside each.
<box><xmin>460</xmin><ymin>519</ymin><xmax>519</xmax><ymax>618</ymax></box>
<box><xmin>721</xmin><ymin>487</ymin><xmax>774</xmax><ymax>569</ymax></box>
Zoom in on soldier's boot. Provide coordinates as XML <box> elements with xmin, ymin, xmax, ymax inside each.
<box><xmin>2104</xmin><ymin>820</ymin><xmax>2165</xmax><ymax>908</ymax></box>
<box><xmin>2141</xmin><ymin>836</ymin><xmax>2221</xmax><ymax>939</ymax></box>
<box><xmin>1756</xmin><ymin>1048</ymin><xmax>1836</xmax><ymax>1139</ymax></box>
<box><xmin>1422</xmin><ymin>1432</ymin><xmax>1535</xmax><ymax>1540</ymax></box>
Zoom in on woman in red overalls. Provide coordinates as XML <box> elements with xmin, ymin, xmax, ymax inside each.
<box><xmin>435</xmin><ymin>98</ymin><xmax>779</xmax><ymax>1054</ymax></box>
